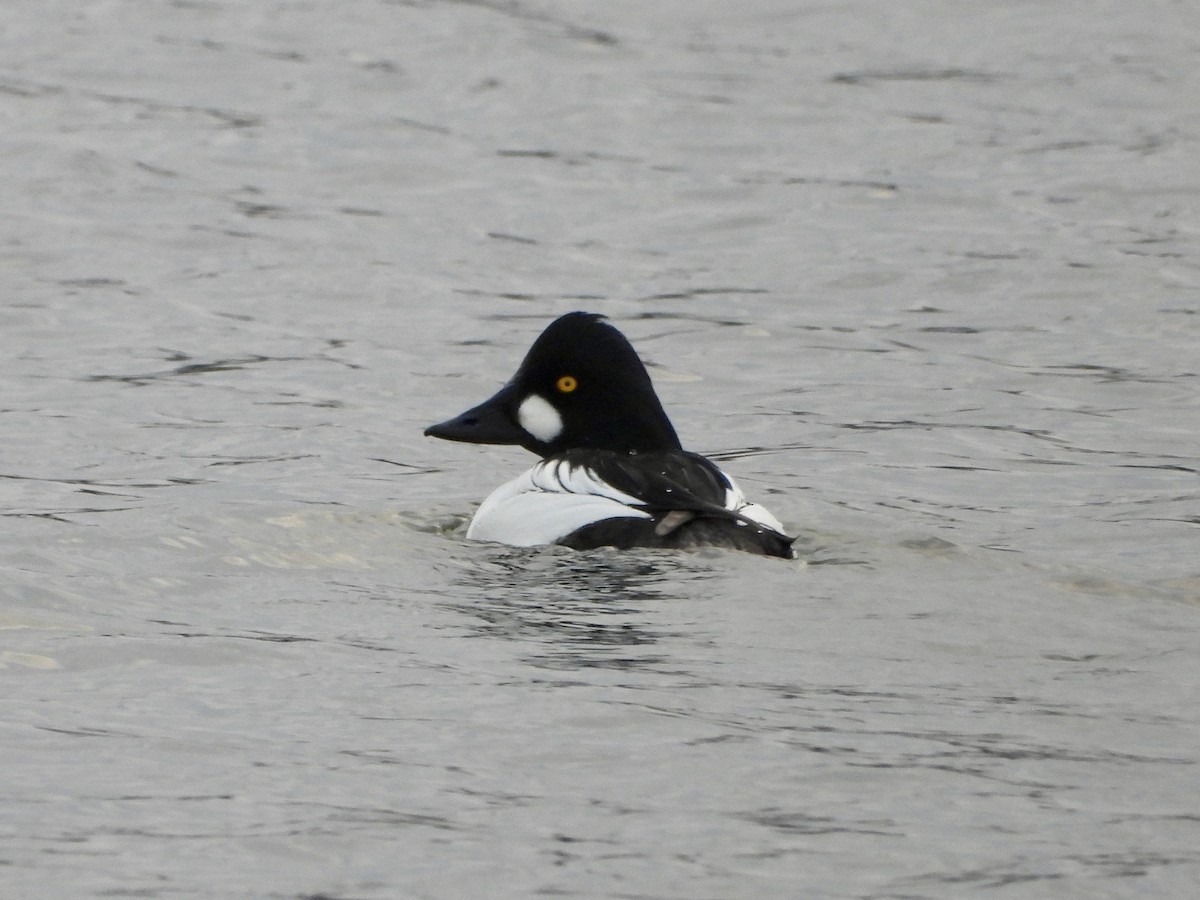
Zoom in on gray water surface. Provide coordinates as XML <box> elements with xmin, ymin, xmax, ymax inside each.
<box><xmin>3</xmin><ymin>1</ymin><xmax>1199</xmax><ymax>897</ymax></box>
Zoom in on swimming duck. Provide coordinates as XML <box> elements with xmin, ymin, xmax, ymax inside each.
<box><xmin>425</xmin><ymin>312</ymin><xmax>794</xmax><ymax>558</ymax></box>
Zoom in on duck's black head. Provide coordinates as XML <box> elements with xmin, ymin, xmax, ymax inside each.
<box><xmin>425</xmin><ymin>312</ymin><xmax>682</xmax><ymax>457</ymax></box>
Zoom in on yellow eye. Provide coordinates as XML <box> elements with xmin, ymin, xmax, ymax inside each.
<box><xmin>556</xmin><ymin>375</ymin><xmax>578</xmax><ymax>393</ymax></box>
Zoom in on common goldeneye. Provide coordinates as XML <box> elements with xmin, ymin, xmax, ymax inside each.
<box><xmin>424</xmin><ymin>312</ymin><xmax>795</xmax><ymax>558</ymax></box>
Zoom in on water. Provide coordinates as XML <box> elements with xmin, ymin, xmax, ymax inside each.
<box><xmin>3</xmin><ymin>0</ymin><xmax>1199</xmax><ymax>897</ymax></box>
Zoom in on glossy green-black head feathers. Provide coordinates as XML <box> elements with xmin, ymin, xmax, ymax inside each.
<box><xmin>425</xmin><ymin>312</ymin><xmax>682</xmax><ymax>457</ymax></box>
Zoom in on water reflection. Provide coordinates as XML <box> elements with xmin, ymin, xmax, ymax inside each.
<box><xmin>444</xmin><ymin>545</ymin><xmax>710</xmax><ymax>672</ymax></box>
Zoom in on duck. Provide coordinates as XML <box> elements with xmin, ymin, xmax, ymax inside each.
<box><xmin>424</xmin><ymin>312</ymin><xmax>795</xmax><ymax>558</ymax></box>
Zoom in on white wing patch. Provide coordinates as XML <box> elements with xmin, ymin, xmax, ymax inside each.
<box><xmin>721</xmin><ymin>474</ymin><xmax>787</xmax><ymax>534</ymax></box>
<box><xmin>528</xmin><ymin>457</ymin><xmax>645</xmax><ymax>505</ymax></box>
<box><xmin>467</xmin><ymin>459</ymin><xmax>650</xmax><ymax>546</ymax></box>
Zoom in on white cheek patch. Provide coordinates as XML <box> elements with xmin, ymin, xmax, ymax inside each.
<box><xmin>516</xmin><ymin>394</ymin><xmax>563</xmax><ymax>444</ymax></box>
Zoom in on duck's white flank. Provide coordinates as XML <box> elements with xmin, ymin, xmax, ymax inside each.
<box><xmin>465</xmin><ymin>457</ymin><xmax>786</xmax><ymax>546</ymax></box>
<box><xmin>466</xmin><ymin>460</ymin><xmax>650</xmax><ymax>545</ymax></box>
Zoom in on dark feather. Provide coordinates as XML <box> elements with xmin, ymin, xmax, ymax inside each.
<box><xmin>559</xmin><ymin>448</ymin><xmax>748</xmax><ymax>522</ymax></box>
<box><xmin>559</xmin><ymin>515</ymin><xmax>795</xmax><ymax>558</ymax></box>
<box><xmin>552</xmin><ymin>448</ymin><xmax>795</xmax><ymax>557</ymax></box>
